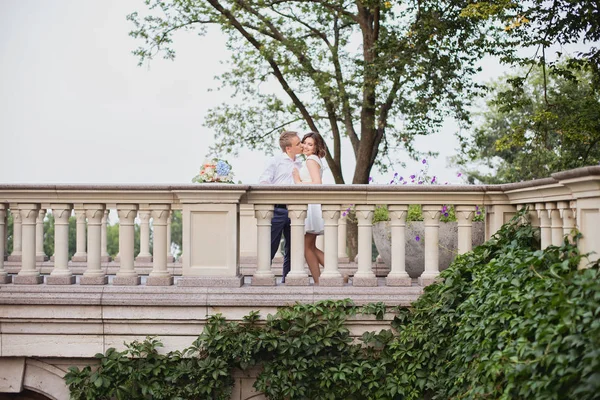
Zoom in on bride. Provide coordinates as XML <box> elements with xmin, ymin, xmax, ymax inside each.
<box><xmin>292</xmin><ymin>132</ymin><xmax>326</xmax><ymax>284</ymax></box>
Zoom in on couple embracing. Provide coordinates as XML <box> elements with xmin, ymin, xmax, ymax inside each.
<box><xmin>258</xmin><ymin>130</ymin><xmax>327</xmax><ymax>284</ymax></box>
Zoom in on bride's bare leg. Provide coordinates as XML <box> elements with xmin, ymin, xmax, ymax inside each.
<box><xmin>304</xmin><ymin>234</ymin><xmax>320</xmax><ymax>284</ymax></box>
<box><xmin>315</xmin><ymin>245</ymin><xmax>324</xmax><ymax>268</ymax></box>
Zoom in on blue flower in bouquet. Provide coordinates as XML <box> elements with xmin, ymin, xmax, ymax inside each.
<box><xmin>216</xmin><ymin>160</ymin><xmax>231</xmax><ymax>176</ymax></box>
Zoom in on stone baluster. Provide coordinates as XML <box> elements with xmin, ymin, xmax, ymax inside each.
<box><xmin>456</xmin><ymin>205</ymin><xmax>476</xmax><ymax>254</ymax></box>
<box><xmin>0</xmin><ymin>205</ymin><xmax>11</xmax><ymax>283</ymax></box>
<box><xmin>527</xmin><ymin>204</ymin><xmax>540</xmax><ymax>227</ymax></box>
<box><xmin>337</xmin><ymin>210</ymin><xmax>348</xmax><ymax>261</ymax></box>
<box><xmin>320</xmin><ymin>205</ymin><xmax>343</xmax><ymax>286</ymax></box>
<box><xmin>47</xmin><ymin>205</ymin><xmax>75</xmax><ymax>284</ymax></box>
<box><xmin>419</xmin><ymin>205</ymin><xmax>442</xmax><ymax>286</ymax></box>
<box><xmin>100</xmin><ymin>210</ymin><xmax>111</xmax><ymax>262</ymax></box>
<box><xmin>71</xmin><ymin>207</ymin><xmax>87</xmax><ymax>262</ymax></box>
<box><xmin>386</xmin><ymin>205</ymin><xmax>411</xmax><ymax>286</ymax></box>
<box><xmin>558</xmin><ymin>201</ymin><xmax>576</xmax><ymax>243</ymax></box>
<box><xmin>81</xmin><ymin>204</ymin><xmax>107</xmax><ymax>285</ymax></box>
<box><xmin>3</xmin><ymin>212</ymin><xmax>7</xmax><ymax>261</ymax></box>
<box><xmin>136</xmin><ymin>210</ymin><xmax>153</xmax><ymax>263</ymax></box>
<box><xmin>167</xmin><ymin>210</ymin><xmax>174</xmax><ymax>263</ymax></box>
<box><xmin>8</xmin><ymin>205</ymin><xmax>22</xmax><ymax>262</ymax></box>
<box><xmin>536</xmin><ymin>203</ymin><xmax>552</xmax><ymax>249</ymax></box>
<box><xmin>354</xmin><ymin>205</ymin><xmax>376</xmax><ymax>287</ymax></box>
<box><xmin>485</xmin><ymin>204</ymin><xmax>516</xmax><ymax>240</ymax></box>
<box><xmin>285</xmin><ymin>205</ymin><xmax>309</xmax><ymax>286</ymax></box>
<box><xmin>252</xmin><ymin>205</ymin><xmax>276</xmax><ymax>286</ymax></box>
<box><xmin>14</xmin><ymin>204</ymin><xmax>42</xmax><ymax>284</ymax></box>
<box><xmin>114</xmin><ymin>205</ymin><xmax>140</xmax><ymax>285</ymax></box>
<box><xmin>35</xmin><ymin>209</ymin><xmax>48</xmax><ymax>261</ymax></box>
<box><xmin>546</xmin><ymin>202</ymin><xmax>563</xmax><ymax>246</ymax></box>
<box><xmin>147</xmin><ymin>206</ymin><xmax>173</xmax><ymax>286</ymax></box>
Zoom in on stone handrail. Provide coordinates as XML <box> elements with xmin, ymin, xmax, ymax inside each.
<box><xmin>0</xmin><ymin>166</ymin><xmax>598</xmax><ymax>289</ymax></box>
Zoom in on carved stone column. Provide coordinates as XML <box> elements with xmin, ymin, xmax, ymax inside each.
<box><xmin>337</xmin><ymin>210</ymin><xmax>348</xmax><ymax>261</ymax></box>
<box><xmin>136</xmin><ymin>210</ymin><xmax>153</xmax><ymax>263</ymax></box>
<box><xmin>8</xmin><ymin>205</ymin><xmax>22</xmax><ymax>262</ymax></box>
<box><xmin>147</xmin><ymin>206</ymin><xmax>173</xmax><ymax>286</ymax></box>
<box><xmin>47</xmin><ymin>205</ymin><xmax>75</xmax><ymax>284</ymax></box>
<box><xmin>386</xmin><ymin>205</ymin><xmax>411</xmax><ymax>286</ymax></box>
<box><xmin>285</xmin><ymin>205</ymin><xmax>309</xmax><ymax>286</ymax></box>
<box><xmin>456</xmin><ymin>205</ymin><xmax>476</xmax><ymax>254</ymax></box>
<box><xmin>558</xmin><ymin>201</ymin><xmax>576</xmax><ymax>243</ymax></box>
<box><xmin>80</xmin><ymin>204</ymin><xmax>107</xmax><ymax>285</ymax></box>
<box><xmin>252</xmin><ymin>205</ymin><xmax>276</xmax><ymax>286</ymax></box>
<box><xmin>546</xmin><ymin>202</ymin><xmax>563</xmax><ymax>246</ymax></box>
<box><xmin>100</xmin><ymin>209</ymin><xmax>111</xmax><ymax>262</ymax></box>
<box><xmin>35</xmin><ymin>209</ymin><xmax>48</xmax><ymax>262</ymax></box>
<box><xmin>320</xmin><ymin>205</ymin><xmax>343</xmax><ymax>286</ymax></box>
<box><xmin>71</xmin><ymin>207</ymin><xmax>87</xmax><ymax>262</ymax></box>
<box><xmin>114</xmin><ymin>205</ymin><xmax>140</xmax><ymax>285</ymax></box>
<box><xmin>167</xmin><ymin>210</ymin><xmax>175</xmax><ymax>263</ymax></box>
<box><xmin>14</xmin><ymin>204</ymin><xmax>42</xmax><ymax>284</ymax></box>
<box><xmin>536</xmin><ymin>203</ymin><xmax>552</xmax><ymax>249</ymax></box>
<box><xmin>0</xmin><ymin>205</ymin><xmax>11</xmax><ymax>283</ymax></box>
<box><xmin>485</xmin><ymin>204</ymin><xmax>517</xmax><ymax>240</ymax></box>
<box><xmin>419</xmin><ymin>205</ymin><xmax>441</xmax><ymax>286</ymax></box>
<box><xmin>354</xmin><ymin>205</ymin><xmax>377</xmax><ymax>287</ymax></box>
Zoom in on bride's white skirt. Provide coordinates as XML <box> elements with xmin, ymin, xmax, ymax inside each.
<box><xmin>305</xmin><ymin>203</ymin><xmax>324</xmax><ymax>235</ymax></box>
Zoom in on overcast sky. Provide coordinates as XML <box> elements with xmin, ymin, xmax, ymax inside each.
<box><xmin>0</xmin><ymin>0</ymin><xmax>511</xmax><ymax>185</ymax></box>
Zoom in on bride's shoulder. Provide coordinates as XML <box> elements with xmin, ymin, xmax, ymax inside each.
<box><xmin>307</xmin><ymin>155</ymin><xmax>322</xmax><ymax>164</ymax></box>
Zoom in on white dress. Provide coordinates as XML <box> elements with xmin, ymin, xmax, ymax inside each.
<box><xmin>299</xmin><ymin>155</ymin><xmax>324</xmax><ymax>235</ymax></box>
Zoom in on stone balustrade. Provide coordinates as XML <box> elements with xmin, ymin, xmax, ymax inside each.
<box><xmin>0</xmin><ymin>166</ymin><xmax>599</xmax><ymax>399</ymax></box>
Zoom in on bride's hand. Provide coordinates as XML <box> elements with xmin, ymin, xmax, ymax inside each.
<box><xmin>292</xmin><ymin>167</ymin><xmax>300</xmax><ymax>183</ymax></box>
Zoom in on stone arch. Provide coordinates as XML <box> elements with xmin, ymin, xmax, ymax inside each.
<box><xmin>21</xmin><ymin>359</ymin><xmax>70</xmax><ymax>400</ymax></box>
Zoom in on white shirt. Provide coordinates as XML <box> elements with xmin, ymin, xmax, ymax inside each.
<box><xmin>259</xmin><ymin>153</ymin><xmax>302</xmax><ymax>184</ymax></box>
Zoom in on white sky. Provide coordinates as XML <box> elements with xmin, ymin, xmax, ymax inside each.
<box><xmin>0</xmin><ymin>0</ymin><xmax>511</xmax><ymax>185</ymax></box>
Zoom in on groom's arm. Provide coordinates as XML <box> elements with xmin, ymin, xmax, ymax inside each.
<box><xmin>258</xmin><ymin>157</ymin><xmax>276</xmax><ymax>184</ymax></box>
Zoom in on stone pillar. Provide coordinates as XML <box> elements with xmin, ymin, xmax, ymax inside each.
<box><xmin>114</xmin><ymin>205</ymin><xmax>140</xmax><ymax>285</ymax></box>
<box><xmin>3</xmin><ymin>212</ymin><xmax>7</xmax><ymax>260</ymax></box>
<box><xmin>546</xmin><ymin>202</ymin><xmax>563</xmax><ymax>246</ymax></box>
<box><xmin>80</xmin><ymin>205</ymin><xmax>107</xmax><ymax>285</ymax></box>
<box><xmin>239</xmin><ymin>204</ymin><xmax>257</xmax><ymax>261</ymax></box>
<box><xmin>354</xmin><ymin>205</ymin><xmax>376</xmax><ymax>286</ymax></box>
<box><xmin>136</xmin><ymin>210</ymin><xmax>153</xmax><ymax>263</ymax></box>
<box><xmin>419</xmin><ymin>205</ymin><xmax>441</xmax><ymax>286</ymax></box>
<box><xmin>100</xmin><ymin>210</ymin><xmax>111</xmax><ymax>262</ymax></box>
<box><xmin>0</xmin><ymin>205</ymin><xmax>11</xmax><ymax>283</ymax></box>
<box><xmin>536</xmin><ymin>203</ymin><xmax>552</xmax><ymax>249</ymax></box>
<box><xmin>8</xmin><ymin>205</ymin><xmax>22</xmax><ymax>262</ymax></box>
<box><xmin>147</xmin><ymin>206</ymin><xmax>173</xmax><ymax>286</ymax></box>
<box><xmin>71</xmin><ymin>207</ymin><xmax>87</xmax><ymax>262</ymax></box>
<box><xmin>14</xmin><ymin>204</ymin><xmax>42</xmax><ymax>284</ymax></box>
<box><xmin>456</xmin><ymin>205</ymin><xmax>476</xmax><ymax>254</ymax></box>
<box><xmin>166</xmin><ymin>210</ymin><xmax>175</xmax><ymax>263</ymax></box>
<box><xmin>252</xmin><ymin>205</ymin><xmax>276</xmax><ymax>286</ymax></box>
<box><xmin>386</xmin><ymin>205</ymin><xmax>410</xmax><ymax>286</ymax></box>
<box><xmin>337</xmin><ymin>212</ymin><xmax>348</xmax><ymax>261</ymax></box>
<box><xmin>485</xmin><ymin>204</ymin><xmax>517</xmax><ymax>240</ymax></box>
<box><xmin>285</xmin><ymin>205</ymin><xmax>309</xmax><ymax>286</ymax></box>
<box><xmin>558</xmin><ymin>201</ymin><xmax>576</xmax><ymax>243</ymax></box>
<box><xmin>47</xmin><ymin>205</ymin><xmax>75</xmax><ymax>284</ymax></box>
<box><xmin>320</xmin><ymin>205</ymin><xmax>343</xmax><ymax>286</ymax></box>
<box><xmin>35</xmin><ymin>209</ymin><xmax>48</xmax><ymax>262</ymax></box>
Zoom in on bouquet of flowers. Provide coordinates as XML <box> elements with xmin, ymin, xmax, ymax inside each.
<box><xmin>192</xmin><ymin>158</ymin><xmax>235</xmax><ymax>183</ymax></box>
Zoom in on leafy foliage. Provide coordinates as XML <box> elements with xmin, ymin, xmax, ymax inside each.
<box><xmin>66</xmin><ymin>210</ymin><xmax>600</xmax><ymax>399</ymax></box>
<box><xmin>457</xmin><ymin>63</ymin><xmax>600</xmax><ymax>183</ymax></box>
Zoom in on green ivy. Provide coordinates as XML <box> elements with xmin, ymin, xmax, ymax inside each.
<box><xmin>66</xmin><ymin>210</ymin><xmax>599</xmax><ymax>399</ymax></box>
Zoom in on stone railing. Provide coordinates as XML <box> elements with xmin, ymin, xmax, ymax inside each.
<box><xmin>0</xmin><ymin>166</ymin><xmax>598</xmax><ymax>399</ymax></box>
<box><xmin>0</xmin><ymin>166</ymin><xmax>599</xmax><ymax>289</ymax></box>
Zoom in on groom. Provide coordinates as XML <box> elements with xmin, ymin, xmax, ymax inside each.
<box><xmin>258</xmin><ymin>131</ymin><xmax>304</xmax><ymax>282</ymax></box>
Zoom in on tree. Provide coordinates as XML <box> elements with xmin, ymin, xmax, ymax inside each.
<box><xmin>456</xmin><ymin>62</ymin><xmax>600</xmax><ymax>183</ymax></box>
<box><xmin>128</xmin><ymin>0</ymin><xmax>508</xmax><ymax>184</ymax></box>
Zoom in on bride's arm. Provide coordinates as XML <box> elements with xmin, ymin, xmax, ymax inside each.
<box><xmin>297</xmin><ymin>159</ymin><xmax>321</xmax><ymax>184</ymax></box>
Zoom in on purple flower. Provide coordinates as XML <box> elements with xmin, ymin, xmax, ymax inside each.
<box><xmin>403</xmin><ymin>181</ymin><xmax>407</xmax><ymax>185</ymax></box>
<box><xmin>394</xmin><ymin>172</ymin><xmax>398</xmax><ymax>177</ymax></box>
<box><xmin>342</xmin><ymin>212</ymin><xmax>347</xmax><ymax>217</ymax></box>
<box><xmin>369</xmin><ymin>177</ymin><xmax>373</xmax><ymax>182</ymax></box>
<box><xmin>444</xmin><ymin>181</ymin><xmax>448</xmax><ymax>185</ymax></box>
<box><xmin>418</xmin><ymin>181</ymin><xmax>423</xmax><ymax>184</ymax></box>
<box><xmin>399</xmin><ymin>176</ymin><xmax>403</xmax><ymax>181</ymax></box>
<box><xmin>410</xmin><ymin>174</ymin><xmax>415</xmax><ymax>179</ymax></box>
<box><xmin>390</xmin><ymin>180</ymin><xmax>394</xmax><ymax>184</ymax></box>
<box><xmin>457</xmin><ymin>172</ymin><xmax>462</xmax><ymax>177</ymax></box>
<box><xmin>444</xmin><ymin>212</ymin><xmax>449</xmax><ymax>217</ymax></box>
<box><xmin>431</xmin><ymin>176</ymin><xmax>436</xmax><ymax>183</ymax></box>
<box><xmin>415</xmin><ymin>235</ymin><xmax>420</xmax><ymax>241</ymax></box>
<box><xmin>422</xmin><ymin>159</ymin><xmax>427</xmax><ymax>164</ymax></box>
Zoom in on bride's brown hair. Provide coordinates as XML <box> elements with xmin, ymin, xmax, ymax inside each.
<box><xmin>302</xmin><ymin>132</ymin><xmax>326</xmax><ymax>158</ymax></box>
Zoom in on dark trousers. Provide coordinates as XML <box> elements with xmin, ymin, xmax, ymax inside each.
<box><xmin>271</xmin><ymin>207</ymin><xmax>291</xmax><ymax>282</ymax></box>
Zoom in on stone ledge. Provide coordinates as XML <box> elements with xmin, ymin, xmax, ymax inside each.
<box><xmin>352</xmin><ymin>277</ymin><xmax>378</xmax><ymax>287</ymax></box>
<box><xmin>251</xmin><ymin>276</ymin><xmax>276</xmax><ymax>286</ymax></box>
<box><xmin>13</xmin><ymin>276</ymin><xmax>43</xmax><ymax>285</ymax></box>
<box><xmin>46</xmin><ymin>276</ymin><xmax>76</xmax><ymax>285</ymax></box>
<box><xmin>80</xmin><ymin>276</ymin><xmax>108</xmax><ymax>285</ymax></box>
<box><xmin>112</xmin><ymin>276</ymin><xmax>141</xmax><ymax>286</ymax></box>
<box><xmin>146</xmin><ymin>276</ymin><xmax>174</xmax><ymax>286</ymax></box>
<box><xmin>284</xmin><ymin>276</ymin><xmax>310</xmax><ymax>286</ymax></box>
<box><xmin>178</xmin><ymin>276</ymin><xmax>243</xmax><ymax>288</ymax></box>
<box><xmin>385</xmin><ymin>276</ymin><xmax>412</xmax><ymax>287</ymax></box>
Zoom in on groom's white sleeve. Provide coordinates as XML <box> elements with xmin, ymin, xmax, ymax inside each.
<box><xmin>258</xmin><ymin>158</ymin><xmax>275</xmax><ymax>184</ymax></box>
